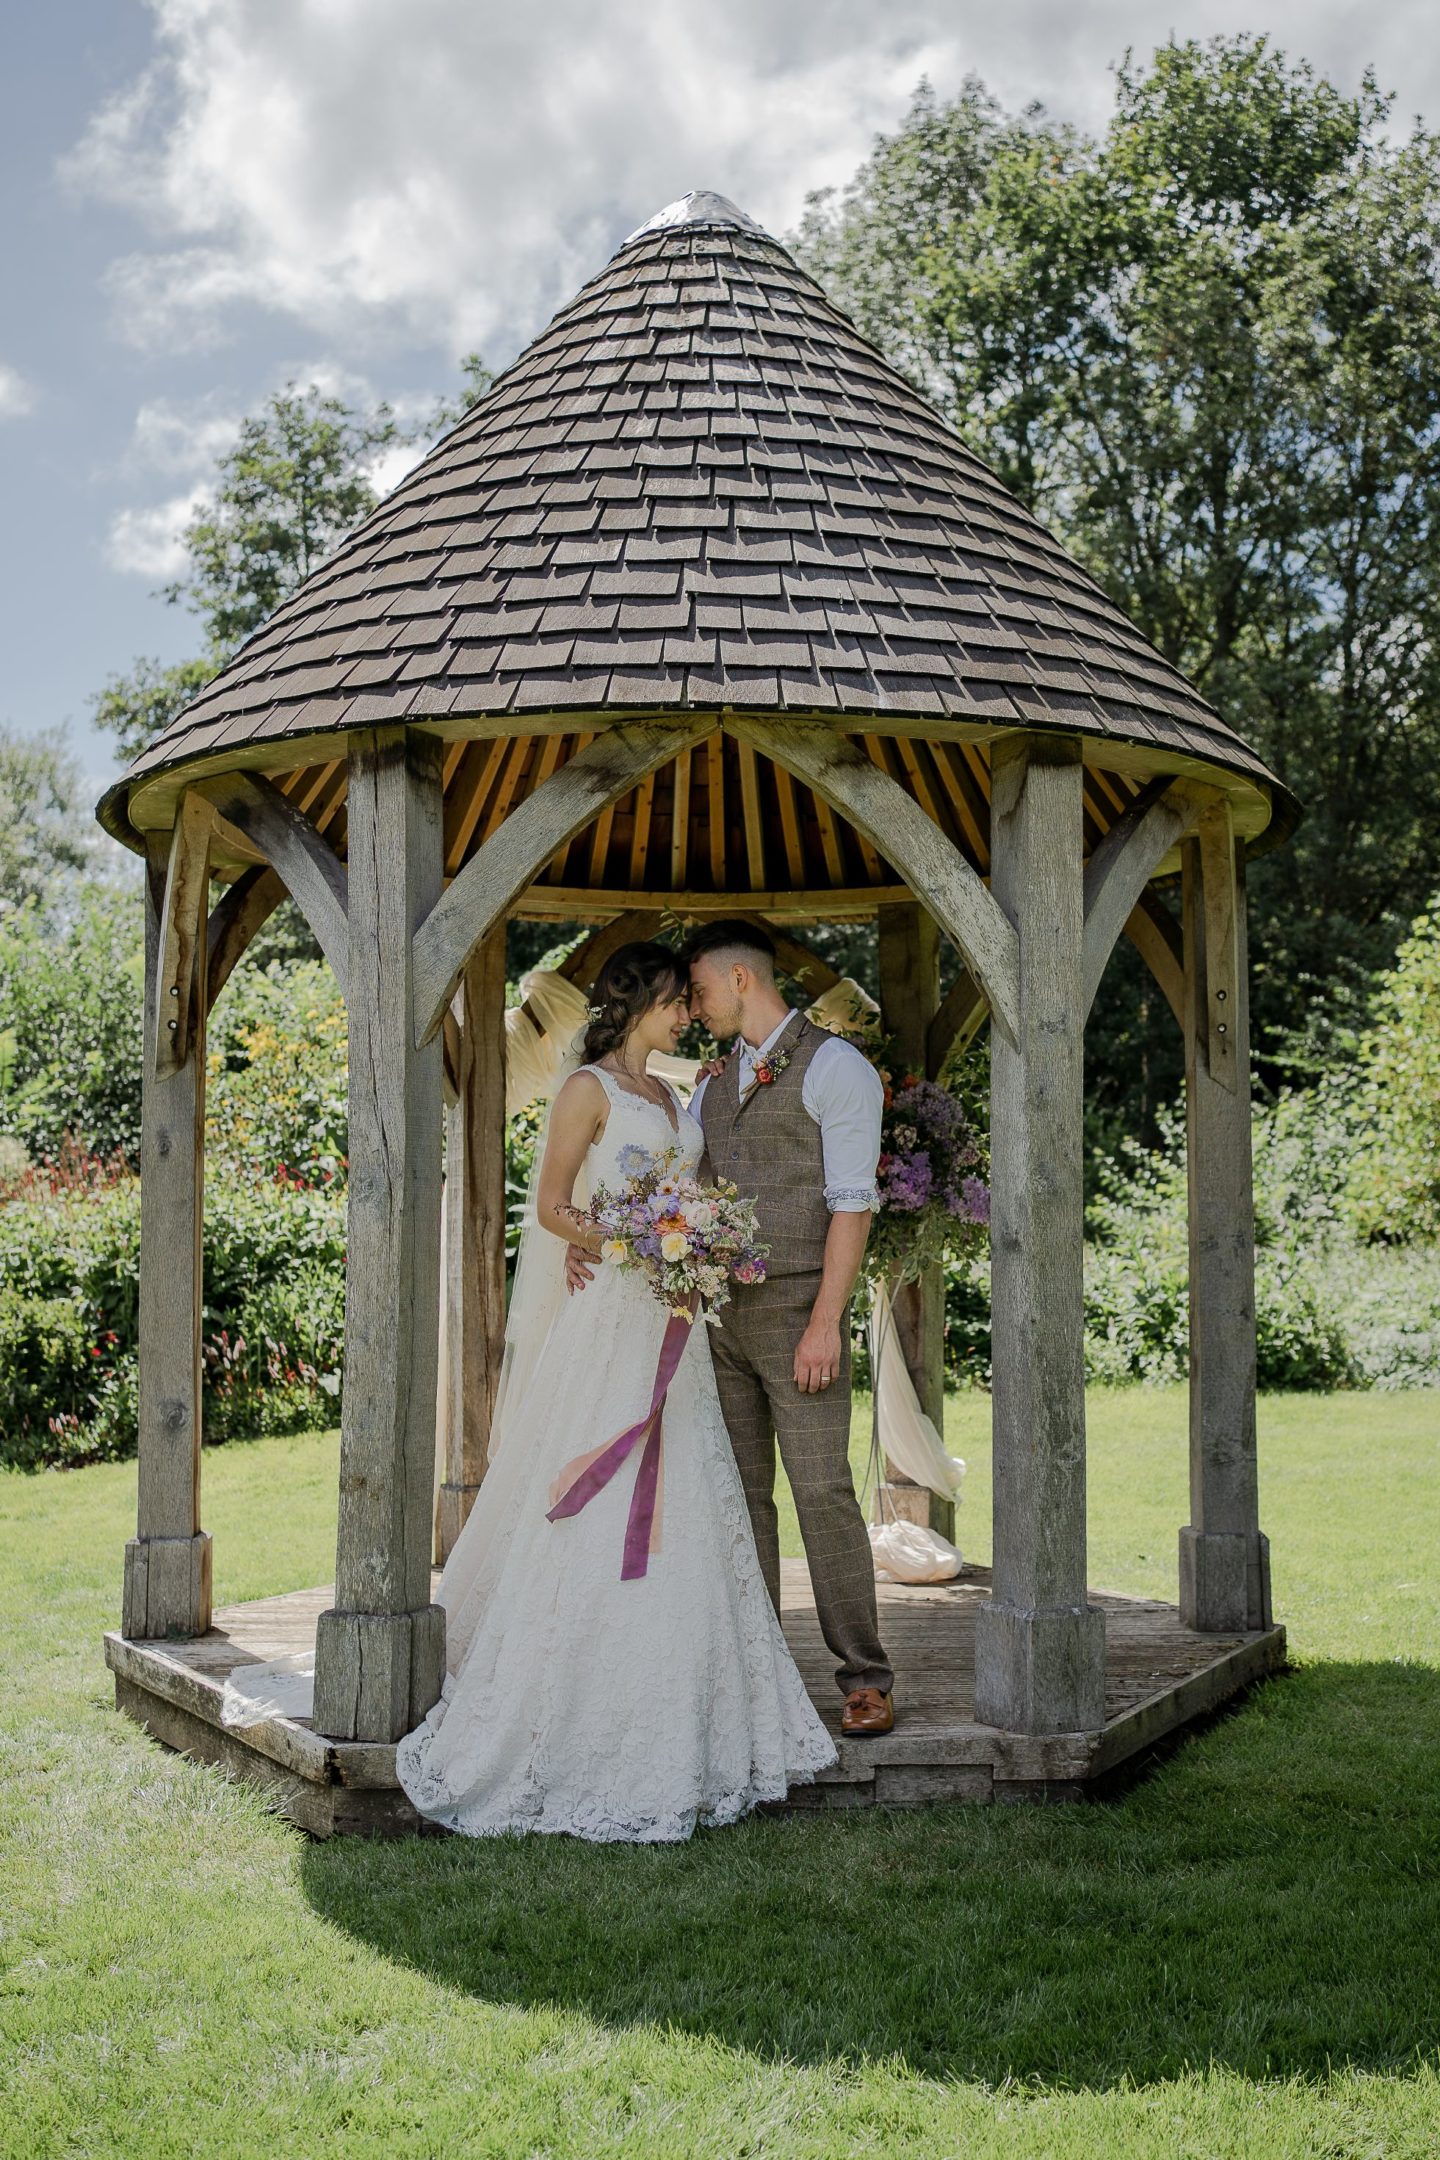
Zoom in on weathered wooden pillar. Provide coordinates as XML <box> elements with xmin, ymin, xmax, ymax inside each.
<box><xmin>123</xmin><ymin>804</ymin><xmax>213</xmax><ymax>1639</ymax></box>
<box><xmin>436</xmin><ymin>926</ymin><xmax>508</xmax><ymax>1563</ymax></box>
<box><xmin>876</xmin><ymin>899</ymin><xmax>953</xmax><ymax>1540</ymax></box>
<box><xmin>975</xmin><ymin>736</ymin><xmax>1105</xmax><ymax>1734</ymax></box>
<box><xmin>313</xmin><ymin>730</ymin><xmax>447</xmax><ymax>1741</ymax></box>
<box><xmin>1180</xmin><ymin>816</ymin><xmax>1272</xmax><ymax>1630</ymax></box>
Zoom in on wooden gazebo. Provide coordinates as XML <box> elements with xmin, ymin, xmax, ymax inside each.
<box><xmin>99</xmin><ymin>192</ymin><xmax>1289</xmax><ymax>1827</ymax></box>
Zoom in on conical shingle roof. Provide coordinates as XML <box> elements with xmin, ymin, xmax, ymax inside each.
<box><xmin>100</xmin><ymin>191</ymin><xmax>1296</xmax><ymax>897</ymax></box>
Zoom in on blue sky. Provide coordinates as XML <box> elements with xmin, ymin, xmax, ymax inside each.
<box><xmin>2</xmin><ymin>0</ymin><xmax>1431</xmax><ymax>810</ymax></box>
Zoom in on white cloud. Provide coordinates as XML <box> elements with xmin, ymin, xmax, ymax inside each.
<box><xmin>104</xmin><ymin>482</ymin><xmax>210</xmax><ymax>578</ymax></box>
<box><xmin>0</xmin><ymin>364</ymin><xmax>36</xmax><ymax>420</ymax></box>
<box><xmin>103</xmin><ymin>358</ymin><xmax>434</xmax><ymax>579</ymax></box>
<box><xmin>62</xmin><ymin>1</ymin><xmax>1437</xmax><ymax>370</ymax></box>
<box><xmin>61</xmin><ymin>0</ymin><xmax>963</xmax><ymax>357</ymax></box>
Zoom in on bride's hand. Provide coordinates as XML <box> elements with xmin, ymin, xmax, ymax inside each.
<box><xmin>564</xmin><ymin>1243</ymin><xmax>595</xmax><ymax>1295</ymax></box>
<box><xmin>699</xmin><ymin>1055</ymin><xmax>728</xmax><ymax>1080</ymax></box>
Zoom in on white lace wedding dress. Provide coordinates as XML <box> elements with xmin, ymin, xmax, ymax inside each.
<box><xmin>393</xmin><ymin>1065</ymin><xmax>838</xmax><ymax>1842</ymax></box>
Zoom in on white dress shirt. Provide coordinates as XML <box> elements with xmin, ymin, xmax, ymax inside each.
<box><xmin>690</xmin><ymin>1011</ymin><xmax>884</xmax><ymax>1213</ymax></box>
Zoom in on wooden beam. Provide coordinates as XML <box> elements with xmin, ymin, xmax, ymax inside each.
<box><xmin>556</xmin><ymin>909</ymin><xmax>656</xmax><ymax>988</ymax></box>
<box><xmin>313</xmin><ymin>731</ymin><xmax>447</xmax><ymax>1743</ymax></box>
<box><xmin>737</xmin><ymin>741</ymin><xmax>765</xmax><ymax>888</ymax></box>
<box><xmin>1180</xmin><ymin>839</ymin><xmax>1271</xmax><ymax>1630</ymax></box>
<box><xmin>413</xmin><ymin>720</ymin><xmax>713</xmax><ymax>1049</ymax></box>
<box><xmin>728</xmin><ymin>717</ymin><xmax>1020</xmax><ymax>1046</ymax></box>
<box><xmin>772</xmin><ymin>759</ymin><xmax>807</xmax><ymax>888</ymax></box>
<box><xmin>671</xmin><ymin>747</ymin><xmax>692</xmax><ymax>890</ymax></box>
<box><xmin>446</xmin><ymin>737</ymin><xmax>508</xmax><ymax>874</ymax></box>
<box><xmin>1080</xmin><ymin>776</ymin><xmax>1191</xmax><ymax>1018</ymax></box>
<box><xmin>707</xmin><ymin>735</ymin><xmax>725</xmax><ymax>888</ymax></box>
<box><xmin>628</xmin><ymin>765</ymin><xmax>657</xmax><ymax>886</ymax></box>
<box><xmin>975</xmin><ymin>735</ymin><xmax>1105</xmax><ymax>1735</ymax></box>
<box><xmin>926</xmin><ymin>971</ymin><xmax>988</xmax><ymax>1075</ymax></box>
<box><xmin>205</xmin><ymin>865</ymin><xmax>284</xmax><ymax>1012</ymax></box>
<box><xmin>153</xmin><ymin>792</ymin><xmax>213</xmax><ymax>1076</ymax></box>
<box><xmin>877</xmin><ymin>900</ymin><xmax>953</xmax><ymax>1543</ymax></box>
<box><xmin>1197</xmin><ymin>796</ymin><xmax>1240</xmax><ymax>1092</ymax></box>
<box><xmin>513</xmin><ymin>880</ymin><xmax>912</xmax><ymax>920</ymax></box>
<box><xmin>812</xmin><ymin>793</ymin><xmax>847</xmax><ymax>886</ymax></box>
<box><xmin>123</xmin><ymin>832</ymin><xmax>212</xmax><ymax>1640</ymax></box>
<box><xmin>197</xmin><ymin>771</ymin><xmax>349</xmax><ymax>996</ymax></box>
<box><xmin>437</xmin><ymin>927</ymin><xmax>507</xmax><ymax>1564</ymax></box>
<box><xmin>1124</xmin><ymin>888</ymin><xmax>1185</xmax><ymax>1032</ymax></box>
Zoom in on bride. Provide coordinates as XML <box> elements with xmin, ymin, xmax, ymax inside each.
<box><xmin>394</xmin><ymin>940</ymin><xmax>838</xmax><ymax>1841</ymax></box>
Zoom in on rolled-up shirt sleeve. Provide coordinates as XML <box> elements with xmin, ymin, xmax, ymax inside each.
<box><xmin>803</xmin><ymin>1038</ymin><xmax>884</xmax><ymax>1212</ymax></box>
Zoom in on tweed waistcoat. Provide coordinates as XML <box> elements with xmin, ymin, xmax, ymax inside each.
<box><xmin>700</xmin><ymin>1013</ymin><xmax>831</xmax><ymax>1278</ymax></box>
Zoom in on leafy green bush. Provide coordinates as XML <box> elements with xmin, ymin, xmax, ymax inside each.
<box><xmin>1344</xmin><ymin>898</ymin><xmax>1440</xmax><ymax>1243</ymax></box>
<box><xmin>207</xmin><ymin>959</ymin><xmax>348</xmax><ymax>1182</ymax></box>
<box><xmin>0</xmin><ymin>1166</ymin><xmax>346</xmax><ymax>1469</ymax></box>
<box><xmin>0</xmin><ymin>1288</ymin><xmax>100</xmax><ymax>1469</ymax></box>
<box><xmin>0</xmin><ymin>882</ymin><xmax>144</xmax><ymax>1162</ymax></box>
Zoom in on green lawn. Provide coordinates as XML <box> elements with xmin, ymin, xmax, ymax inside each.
<box><xmin>2</xmin><ymin>1388</ymin><xmax>1437</xmax><ymax>2158</ymax></box>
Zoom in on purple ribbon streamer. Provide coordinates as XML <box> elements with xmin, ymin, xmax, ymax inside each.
<box><xmin>546</xmin><ymin>1293</ymin><xmax>699</xmax><ymax>1579</ymax></box>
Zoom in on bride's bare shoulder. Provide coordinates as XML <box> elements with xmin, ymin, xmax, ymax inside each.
<box><xmin>553</xmin><ymin>1066</ymin><xmax>609</xmax><ymax>1121</ymax></box>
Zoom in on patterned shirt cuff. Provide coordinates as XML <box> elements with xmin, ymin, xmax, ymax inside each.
<box><xmin>825</xmin><ymin>1184</ymin><xmax>880</xmax><ymax>1214</ymax></box>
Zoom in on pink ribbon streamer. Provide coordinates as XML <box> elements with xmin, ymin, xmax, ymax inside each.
<box><xmin>546</xmin><ymin>1293</ymin><xmax>699</xmax><ymax>1579</ymax></box>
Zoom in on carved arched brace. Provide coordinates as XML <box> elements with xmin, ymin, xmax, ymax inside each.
<box><xmin>411</xmin><ymin>718</ymin><xmax>713</xmax><ymax>1049</ymax></box>
<box><xmin>725</xmin><ymin>716</ymin><xmax>1021</xmax><ymax>1047</ymax></box>
<box><xmin>197</xmin><ymin>772</ymin><xmax>349</xmax><ymax>996</ymax></box>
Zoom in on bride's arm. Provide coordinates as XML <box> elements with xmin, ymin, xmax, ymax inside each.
<box><xmin>535</xmin><ymin>1071</ymin><xmax>607</xmax><ymax>1254</ymax></box>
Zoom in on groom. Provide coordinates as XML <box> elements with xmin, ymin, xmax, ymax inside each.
<box><xmin>684</xmin><ymin>921</ymin><xmax>895</xmax><ymax>1737</ymax></box>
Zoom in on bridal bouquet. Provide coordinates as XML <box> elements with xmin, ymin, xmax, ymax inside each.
<box><xmin>585</xmin><ymin>1146</ymin><xmax>768</xmax><ymax>1320</ymax></box>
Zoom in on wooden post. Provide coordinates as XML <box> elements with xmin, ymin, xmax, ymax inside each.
<box><xmin>436</xmin><ymin>927</ymin><xmax>508</xmax><ymax>1563</ymax></box>
<box><xmin>876</xmin><ymin>900</ymin><xmax>953</xmax><ymax>1541</ymax></box>
<box><xmin>313</xmin><ymin>730</ymin><xmax>447</xmax><ymax>1742</ymax></box>
<box><xmin>975</xmin><ymin>736</ymin><xmax>1105</xmax><ymax>1734</ymax></box>
<box><xmin>123</xmin><ymin>813</ymin><xmax>213</xmax><ymax>1639</ymax></box>
<box><xmin>1180</xmin><ymin>824</ymin><xmax>1272</xmax><ymax>1630</ymax></box>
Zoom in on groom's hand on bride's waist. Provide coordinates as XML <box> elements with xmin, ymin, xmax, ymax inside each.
<box><xmin>564</xmin><ymin>1244</ymin><xmax>595</xmax><ymax>1294</ymax></box>
<box><xmin>794</xmin><ymin>1316</ymin><xmax>842</xmax><ymax>1394</ymax></box>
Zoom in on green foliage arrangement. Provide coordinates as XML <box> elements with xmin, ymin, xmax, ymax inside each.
<box><xmin>1345</xmin><ymin>900</ymin><xmax>1440</xmax><ymax>1243</ymax></box>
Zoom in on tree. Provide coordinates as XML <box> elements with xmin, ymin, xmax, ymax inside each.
<box><xmin>161</xmin><ymin>383</ymin><xmax>401</xmax><ymax>653</ymax></box>
<box><xmin>0</xmin><ymin>726</ymin><xmax>89</xmax><ymax>912</ymax></box>
<box><xmin>795</xmin><ymin>38</ymin><xmax>1440</xmax><ymax>1127</ymax></box>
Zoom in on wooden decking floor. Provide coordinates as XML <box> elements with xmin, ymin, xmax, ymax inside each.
<box><xmin>105</xmin><ymin>1560</ymin><xmax>1286</xmax><ymax>1836</ymax></box>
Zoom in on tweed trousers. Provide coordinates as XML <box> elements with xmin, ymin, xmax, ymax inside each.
<box><xmin>710</xmin><ymin>1272</ymin><xmax>894</xmax><ymax>1698</ymax></box>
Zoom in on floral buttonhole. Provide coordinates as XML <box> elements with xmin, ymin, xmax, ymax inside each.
<box><xmin>751</xmin><ymin>1047</ymin><xmax>793</xmax><ymax>1086</ymax></box>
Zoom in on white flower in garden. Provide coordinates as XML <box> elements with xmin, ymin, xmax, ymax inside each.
<box><xmin>660</xmin><ymin>1230</ymin><xmax>689</xmax><ymax>1262</ymax></box>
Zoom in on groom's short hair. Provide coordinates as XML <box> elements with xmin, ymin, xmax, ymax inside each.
<box><xmin>684</xmin><ymin>918</ymin><xmax>777</xmax><ymax>980</ymax></box>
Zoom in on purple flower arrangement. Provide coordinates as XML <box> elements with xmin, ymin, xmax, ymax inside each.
<box><xmin>584</xmin><ymin>1145</ymin><xmax>769</xmax><ymax>1320</ymax></box>
<box><xmin>870</xmin><ymin>1071</ymin><xmax>990</xmax><ymax>1282</ymax></box>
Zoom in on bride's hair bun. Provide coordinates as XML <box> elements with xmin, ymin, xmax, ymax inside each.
<box><xmin>583</xmin><ymin>942</ymin><xmax>686</xmax><ymax>1062</ymax></box>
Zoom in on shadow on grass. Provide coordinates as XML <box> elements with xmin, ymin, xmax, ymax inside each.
<box><xmin>300</xmin><ymin>1661</ymin><xmax>1440</xmax><ymax>2088</ymax></box>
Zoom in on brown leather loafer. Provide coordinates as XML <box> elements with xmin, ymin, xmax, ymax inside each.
<box><xmin>841</xmin><ymin>1687</ymin><xmax>894</xmax><ymax>1737</ymax></box>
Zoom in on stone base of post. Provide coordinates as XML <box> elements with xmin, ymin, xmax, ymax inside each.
<box><xmin>974</xmin><ymin>1599</ymin><xmax>1106</xmax><ymax>1734</ymax></box>
<box><xmin>312</xmin><ymin>1602</ymin><xmax>447</xmax><ymax>1742</ymax></box>
<box><xmin>874</xmin><ymin>1480</ymin><xmax>955</xmax><ymax>1542</ymax></box>
<box><xmin>436</xmin><ymin>1481</ymin><xmax>482</xmax><ymax>1562</ymax></box>
<box><xmin>1179</xmin><ymin>1526</ymin><xmax>1272</xmax><ymax>1632</ymax></box>
<box><xmin>122</xmin><ymin>1532</ymin><xmax>213</xmax><ymax>1640</ymax></box>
